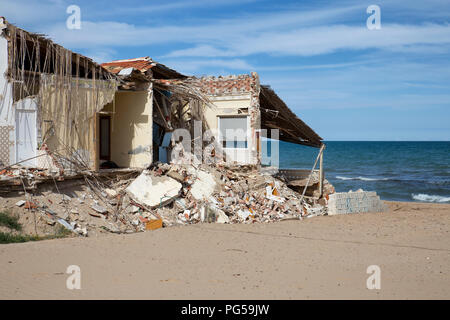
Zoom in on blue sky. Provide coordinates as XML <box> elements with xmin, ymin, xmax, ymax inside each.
<box><xmin>2</xmin><ymin>0</ymin><xmax>450</xmax><ymax>140</ymax></box>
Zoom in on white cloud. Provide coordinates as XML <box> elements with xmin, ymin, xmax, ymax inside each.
<box><xmin>6</xmin><ymin>1</ymin><xmax>450</xmax><ymax>62</ymax></box>
<box><xmin>97</xmin><ymin>0</ymin><xmax>260</xmax><ymax>16</ymax></box>
<box><xmin>164</xmin><ymin>23</ymin><xmax>450</xmax><ymax>57</ymax></box>
<box><xmin>0</xmin><ymin>0</ymin><xmax>67</xmax><ymax>25</ymax></box>
<box><xmin>259</xmin><ymin>61</ymin><xmax>450</xmax><ymax>112</ymax></box>
<box><xmin>41</xmin><ymin>9</ymin><xmax>450</xmax><ymax>60</ymax></box>
<box><xmin>44</xmin><ymin>5</ymin><xmax>363</xmax><ymax>50</ymax></box>
<box><xmin>82</xmin><ymin>48</ymin><xmax>117</xmax><ymax>64</ymax></box>
<box><xmin>164</xmin><ymin>45</ymin><xmax>236</xmax><ymax>58</ymax></box>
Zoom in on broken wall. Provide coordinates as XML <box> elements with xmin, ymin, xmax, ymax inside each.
<box><xmin>203</xmin><ymin>97</ymin><xmax>252</xmax><ymax>164</ymax></box>
<box><xmin>189</xmin><ymin>73</ymin><xmax>261</xmax><ymax>165</ymax></box>
<box><xmin>39</xmin><ymin>76</ymin><xmax>116</xmax><ymax>170</ymax></box>
<box><xmin>102</xmin><ymin>88</ymin><xmax>153</xmax><ymax>168</ymax></box>
<box><xmin>0</xmin><ymin>25</ymin><xmax>15</xmax><ymax>167</ymax></box>
<box><xmin>1</xmin><ymin>19</ymin><xmax>118</xmax><ymax>171</ymax></box>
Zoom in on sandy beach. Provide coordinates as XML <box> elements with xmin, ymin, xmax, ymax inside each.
<box><xmin>0</xmin><ymin>201</ymin><xmax>449</xmax><ymax>299</ymax></box>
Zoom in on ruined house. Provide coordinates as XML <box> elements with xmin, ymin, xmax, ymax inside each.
<box><xmin>0</xmin><ymin>20</ymin><xmax>208</xmax><ymax>173</ymax></box>
<box><xmin>0</xmin><ymin>17</ymin><xmax>117</xmax><ymax>172</ymax></box>
<box><xmin>0</xmin><ymin>20</ymin><xmax>337</xmax><ymax>236</ymax></box>
<box><xmin>100</xmin><ymin>56</ymin><xmax>191</xmax><ymax>168</ymax></box>
<box><xmin>185</xmin><ymin>73</ymin><xmax>323</xmax><ymax>165</ymax></box>
<box><xmin>1</xmin><ymin>18</ymin><xmax>323</xmax><ymax>183</ymax></box>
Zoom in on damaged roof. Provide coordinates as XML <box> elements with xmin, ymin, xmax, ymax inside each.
<box><xmin>188</xmin><ymin>72</ymin><xmax>323</xmax><ymax>148</ymax></box>
<box><xmin>101</xmin><ymin>56</ymin><xmax>186</xmax><ymax>80</ymax></box>
<box><xmin>164</xmin><ymin>73</ymin><xmax>323</xmax><ymax>148</ymax></box>
<box><xmin>260</xmin><ymin>85</ymin><xmax>323</xmax><ymax>148</ymax></box>
<box><xmin>1</xmin><ymin>17</ymin><xmax>116</xmax><ymax>81</ymax></box>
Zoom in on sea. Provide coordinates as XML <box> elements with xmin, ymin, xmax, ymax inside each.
<box><xmin>265</xmin><ymin>141</ymin><xmax>450</xmax><ymax>203</ymax></box>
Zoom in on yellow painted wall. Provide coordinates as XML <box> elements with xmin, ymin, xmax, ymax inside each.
<box><xmin>39</xmin><ymin>78</ymin><xmax>115</xmax><ymax>170</ymax></box>
<box><xmin>201</xmin><ymin>97</ymin><xmax>258</xmax><ymax>164</ymax></box>
<box><xmin>105</xmin><ymin>89</ymin><xmax>153</xmax><ymax>168</ymax></box>
<box><xmin>203</xmin><ymin>98</ymin><xmax>251</xmax><ymax>132</ymax></box>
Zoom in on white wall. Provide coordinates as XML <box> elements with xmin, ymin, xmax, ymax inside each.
<box><xmin>101</xmin><ymin>89</ymin><xmax>153</xmax><ymax>168</ymax></box>
<box><xmin>0</xmin><ymin>21</ymin><xmax>16</xmax><ymax>166</ymax></box>
<box><xmin>14</xmin><ymin>97</ymin><xmax>37</xmax><ymax>167</ymax></box>
<box><xmin>203</xmin><ymin>96</ymin><xmax>256</xmax><ymax>164</ymax></box>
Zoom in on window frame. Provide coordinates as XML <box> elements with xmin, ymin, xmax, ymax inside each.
<box><xmin>217</xmin><ymin>115</ymin><xmax>250</xmax><ymax>150</ymax></box>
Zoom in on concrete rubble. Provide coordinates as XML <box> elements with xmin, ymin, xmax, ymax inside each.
<box><xmin>0</xmin><ymin>159</ymin><xmax>387</xmax><ymax>238</ymax></box>
<box><xmin>126</xmin><ymin>170</ymin><xmax>182</xmax><ymax>208</ymax></box>
<box><xmin>0</xmin><ymin>161</ymin><xmax>322</xmax><ymax>236</ymax></box>
<box><xmin>140</xmin><ymin>162</ymin><xmax>319</xmax><ymax>226</ymax></box>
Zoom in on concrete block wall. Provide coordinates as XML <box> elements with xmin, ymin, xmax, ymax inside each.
<box><xmin>327</xmin><ymin>191</ymin><xmax>387</xmax><ymax>215</ymax></box>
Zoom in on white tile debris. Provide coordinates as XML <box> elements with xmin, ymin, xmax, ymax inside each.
<box><xmin>126</xmin><ymin>170</ymin><xmax>182</xmax><ymax>209</ymax></box>
<box><xmin>190</xmin><ymin>169</ymin><xmax>217</xmax><ymax>200</ymax></box>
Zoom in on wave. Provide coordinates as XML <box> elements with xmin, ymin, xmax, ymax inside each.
<box><xmin>335</xmin><ymin>176</ymin><xmax>390</xmax><ymax>181</ymax></box>
<box><xmin>412</xmin><ymin>193</ymin><xmax>450</xmax><ymax>203</ymax></box>
<box><xmin>427</xmin><ymin>180</ymin><xmax>450</xmax><ymax>186</ymax></box>
<box><xmin>335</xmin><ymin>176</ymin><xmax>450</xmax><ymax>186</ymax></box>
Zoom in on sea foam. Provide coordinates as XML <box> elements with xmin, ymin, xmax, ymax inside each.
<box><xmin>336</xmin><ymin>176</ymin><xmax>389</xmax><ymax>181</ymax></box>
<box><xmin>412</xmin><ymin>193</ymin><xmax>450</xmax><ymax>203</ymax></box>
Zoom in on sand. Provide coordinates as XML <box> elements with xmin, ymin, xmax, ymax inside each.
<box><xmin>0</xmin><ymin>201</ymin><xmax>449</xmax><ymax>299</ymax></box>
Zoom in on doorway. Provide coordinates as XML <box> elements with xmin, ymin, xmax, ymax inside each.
<box><xmin>15</xmin><ymin>98</ymin><xmax>37</xmax><ymax>167</ymax></box>
<box><xmin>99</xmin><ymin>115</ymin><xmax>111</xmax><ymax>161</ymax></box>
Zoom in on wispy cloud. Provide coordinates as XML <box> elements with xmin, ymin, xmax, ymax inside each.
<box><xmin>260</xmin><ymin>61</ymin><xmax>450</xmax><ymax>112</ymax></box>
<box><xmin>95</xmin><ymin>0</ymin><xmax>261</xmax><ymax>16</ymax></box>
<box><xmin>163</xmin><ymin>23</ymin><xmax>450</xmax><ymax>57</ymax></box>
<box><xmin>5</xmin><ymin>1</ymin><xmax>450</xmax><ymax>60</ymax></box>
<box><xmin>37</xmin><ymin>6</ymin><xmax>450</xmax><ymax>61</ymax></box>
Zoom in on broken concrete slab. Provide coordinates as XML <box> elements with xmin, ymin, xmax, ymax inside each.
<box><xmin>57</xmin><ymin>218</ymin><xmax>74</xmax><ymax>231</ymax></box>
<box><xmin>126</xmin><ymin>170</ymin><xmax>182</xmax><ymax>209</ymax></box>
<box><xmin>15</xmin><ymin>200</ymin><xmax>26</xmax><ymax>207</ymax></box>
<box><xmin>91</xmin><ymin>204</ymin><xmax>108</xmax><ymax>214</ymax></box>
<box><xmin>190</xmin><ymin>170</ymin><xmax>217</xmax><ymax>200</ymax></box>
<box><xmin>215</xmin><ymin>209</ymin><xmax>230</xmax><ymax>223</ymax></box>
<box><xmin>60</xmin><ymin>194</ymin><xmax>71</xmax><ymax>203</ymax></box>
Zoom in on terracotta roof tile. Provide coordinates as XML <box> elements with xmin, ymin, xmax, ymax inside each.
<box><xmin>101</xmin><ymin>56</ymin><xmax>156</xmax><ymax>74</ymax></box>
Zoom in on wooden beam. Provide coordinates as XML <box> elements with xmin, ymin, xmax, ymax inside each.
<box><xmin>93</xmin><ymin>112</ymin><xmax>99</xmax><ymax>171</ymax></box>
<box><xmin>319</xmin><ymin>145</ymin><xmax>325</xmax><ymax>197</ymax></box>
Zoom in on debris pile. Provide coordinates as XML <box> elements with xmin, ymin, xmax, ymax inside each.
<box><xmin>1</xmin><ymin>161</ymin><xmax>337</xmax><ymax>237</ymax></box>
<box><xmin>0</xmin><ymin>165</ymin><xmax>89</xmax><ymax>194</ymax></box>
<box><xmin>124</xmin><ymin>162</ymin><xmax>317</xmax><ymax>227</ymax></box>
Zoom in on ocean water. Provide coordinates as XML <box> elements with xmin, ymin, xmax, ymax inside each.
<box><xmin>265</xmin><ymin>141</ymin><xmax>450</xmax><ymax>203</ymax></box>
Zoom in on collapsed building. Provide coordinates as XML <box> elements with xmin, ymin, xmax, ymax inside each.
<box><xmin>1</xmin><ymin>18</ymin><xmax>380</xmax><ymax>239</ymax></box>
<box><xmin>0</xmin><ymin>17</ymin><xmax>117</xmax><ymax>172</ymax></box>
<box><xmin>0</xmin><ymin>16</ymin><xmax>325</xmax><ymax>178</ymax></box>
<box><xmin>100</xmin><ymin>56</ymin><xmax>212</xmax><ymax>167</ymax></box>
